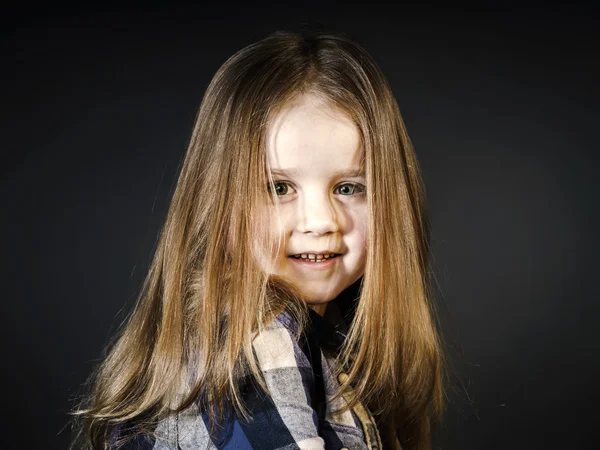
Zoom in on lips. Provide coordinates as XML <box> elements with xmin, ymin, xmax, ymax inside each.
<box><xmin>288</xmin><ymin>251</ymin><xmax>344</xmax><ymax>266</ymax></box>
<box><xmin>290</xmin><ymin>252</ymin><xmax>339</xmax><ymax>261</ymax></box>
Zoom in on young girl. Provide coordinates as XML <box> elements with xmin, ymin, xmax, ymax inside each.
<box><xmin>71</xmin><ymin>29</ymin><xmax>445</xmax><ymax>450</ymax></box>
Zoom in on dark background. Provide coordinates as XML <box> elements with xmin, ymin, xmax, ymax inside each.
<box><xmin>2</xmin><ymin>3</ymin><xmax>598</xmax><ymax>449</ymax></box>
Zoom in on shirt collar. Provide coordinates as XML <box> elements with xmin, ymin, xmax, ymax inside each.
<box><xmin>307</xmin><ymin>277</ymin><xmax>362</xmax><ymax>351</ymax></box>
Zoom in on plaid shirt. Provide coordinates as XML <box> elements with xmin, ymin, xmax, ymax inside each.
<box><xmin>115</xmin><ymin>309</ymin><xmax>384</xmax><ymax>450</ymax></box>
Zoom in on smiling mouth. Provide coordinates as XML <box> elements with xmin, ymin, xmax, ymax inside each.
<box><xmin>289</xmin><ymin>253</ymin><xmax>340</xmax><ymax>262</ymax></box>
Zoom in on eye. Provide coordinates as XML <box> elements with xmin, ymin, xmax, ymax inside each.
<box><xmin>335</xmin><ymin>182</ymin><xmax>365</xmax><ymax>196</ymax></box>
<box><xmin>268</xmin><ymin>181</ymin><xmax>294</xmax><ymax>196</ymax></box>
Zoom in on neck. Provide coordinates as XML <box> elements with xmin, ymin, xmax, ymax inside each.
<box><xmin>310</xmin><ymin>303</ymin><xmax>328</xmax><ymax>316</ymax></box>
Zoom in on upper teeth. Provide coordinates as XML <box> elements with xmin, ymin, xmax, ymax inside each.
<box><xmin>296</xmin><ymin>253</ymin><xmax>337</xmax><ymax>260</ymax></box>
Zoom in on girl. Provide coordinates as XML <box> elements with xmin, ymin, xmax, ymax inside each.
<box><xmin>71</xmin><ymin>29</ymin><xmax>445</xmax><ymax>450</ymax></box>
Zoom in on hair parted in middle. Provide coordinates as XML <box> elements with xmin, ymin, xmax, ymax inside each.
<box><xmin>80</xmin><ymin>29</ymin><xmax>444</xmax><ymax>450</ymax></box>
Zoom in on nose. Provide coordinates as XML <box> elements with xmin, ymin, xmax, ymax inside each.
<box><xmin>298</xmin><ymin>192</ymin><xmax>340</xmax><ymax>236</ymax></box>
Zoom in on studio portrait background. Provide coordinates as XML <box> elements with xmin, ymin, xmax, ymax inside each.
<box><xmin>2</xmin><ymin>4</ymin><xmax>597</xmax><ymax>449</ymax></box>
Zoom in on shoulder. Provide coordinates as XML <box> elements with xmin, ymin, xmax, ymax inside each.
<box><xmin>245</xmin><ymin>310</ymin><xmax>326</xmax><ymax>448</ymax></box>
<box><xmin>252</xmin><ymin>310</ymin><xmax>312</xmax><ymax>372</ymax></box>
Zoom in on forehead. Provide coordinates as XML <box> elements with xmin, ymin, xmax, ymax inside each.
<box><xmin>266</xmin><ymin>94</ymin><xmax>363</xmax><ymax>171</ymax></box>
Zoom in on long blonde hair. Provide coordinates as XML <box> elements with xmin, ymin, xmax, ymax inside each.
<box><xmin>70</xmin><ymin>29</ymin><xmax>445</xmax><ymax>450</ymax></box>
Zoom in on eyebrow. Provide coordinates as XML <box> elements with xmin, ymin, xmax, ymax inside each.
<box><xmin>269</xmin><ymin>167</ymin><xmax>365</xmax><ymax>178</ymax></box>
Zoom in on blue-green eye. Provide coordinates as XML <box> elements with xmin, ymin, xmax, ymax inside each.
<box><xmin>336</xmin><ymin>183</ymin><xmax>365</xmax><ymax>195</ymax></box>
<box><xmin>268</xmin><ymin>181</ymin><xmax>292</xmax><ymax>196</ymax></box>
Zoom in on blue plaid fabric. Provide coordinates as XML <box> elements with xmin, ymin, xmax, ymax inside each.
<box><xmin>113</xmin><ymin>308</ymin><xmax>383</xmax><ymax>450</ymax></box>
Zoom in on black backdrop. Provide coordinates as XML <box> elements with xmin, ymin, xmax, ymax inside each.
<box><xmin>2</xmin><ymin>3</ymin><xmax>598</xmax><ymax>449</ymax></box>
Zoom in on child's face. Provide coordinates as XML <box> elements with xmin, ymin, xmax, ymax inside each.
<box><xmin>258</xmin><ymin>93</ymin><xmax>368</xmax><ymax>313</ymax></box>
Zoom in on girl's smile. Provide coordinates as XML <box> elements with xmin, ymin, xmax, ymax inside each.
<box><xmin>259</xmin><ymin>93</ymin><xmax>368</xmax><ymax>309</ymax></box>
<box><xmin>288</xmin><ymin>251</ymin><xmax>342</xmax><ymax>268</ymax></box>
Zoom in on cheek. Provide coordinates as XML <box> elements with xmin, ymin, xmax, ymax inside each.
<box><xmin>270</xmin><ymin>205</ymin><xmax>296</xmax><ymax>241</ymax></box>
<box><xmin>349</xmin><ymin>204</ymin><xmax>368</xmax><ymax>240</ymax></box>
<box><xmin>348</xmin><ymin>206</ymin><xmax>369</xmax><ymax>266</ymax></box>
<box><xmin>251</xmin><ymin>209</ymin><xmax>289</xmax><ymax>273</ymax></box>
